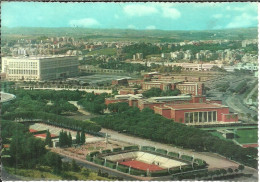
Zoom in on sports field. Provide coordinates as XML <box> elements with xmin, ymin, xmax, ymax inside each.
<box><xmin>209</xmin><ymin>128</ymin><xmax>258</xmax><ymax>144</ymax></box>
<box><xmin>120</xmin><ymin>160</ymin><xmax>163</xmax><ymax>172</ymax></box>
<box><xmin>235</xmin><ymin>128</ymin><xmax>258</xmax><ymax>144</ymax></box>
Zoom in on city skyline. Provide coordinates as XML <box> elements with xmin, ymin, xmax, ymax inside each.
<box><xmin>1</xmin><ymin>2</ymin><xmax>258</xmax><ymax>30</ymax></box>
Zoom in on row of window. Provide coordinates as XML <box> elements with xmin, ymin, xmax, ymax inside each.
<box><xmin>184</xmin><ymin>111</ymin><xmax>217</xmax><ymax>123</ymax></box>
<box><xmin>8</xmin><ymin>69</ymin><xmax>38</xmax><ymax>75</ymax></box>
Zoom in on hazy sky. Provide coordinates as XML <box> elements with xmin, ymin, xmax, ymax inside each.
<box><xmin>1</xmin><ymin>2</ymin><xmax>258</xmax><ymax>30</ymax></box>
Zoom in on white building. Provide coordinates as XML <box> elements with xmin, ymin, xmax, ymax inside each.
<box><xmin>1</xmin><ymin>56</ymin><xmax>79</xmax><ymax>81</ymax></box>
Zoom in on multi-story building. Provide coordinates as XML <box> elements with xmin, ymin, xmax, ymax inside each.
<box><xmin>105</xmin><ymin>94</ymin><xmax>238</xmax><ymax>124</ymax></box>
<box><xmin>1</xmin><ymin>56</ymin><xmax>78</xmax><ymax>81</ymax></box>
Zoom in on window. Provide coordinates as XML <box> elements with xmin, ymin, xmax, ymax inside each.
<box><xmin>213</xmin><ymin>111</ymin><xmax>217</xmax><ymax>122</ymax></box>
<box><xmin>208</xmin><ymin>112</ymin><xmax>212</xmax><ymax>122</ymax></box>
<box><xmin>185</xmin><ymin>113</ymin><xmax>189</xmax><ymax>123</ymax></box>
<box><xmin>194</xmin><ymin>112</ymin><xmax>198</xmax><ymax>122</ymax></box>
<box><xmin>199</xmin><ymin>112</ymin><xmax>203</xmax><ymax>122</ymax></box>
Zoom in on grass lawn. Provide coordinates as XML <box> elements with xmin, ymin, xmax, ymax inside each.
<box><xmin>85</xmin><ymin>48</ymin><xmax>117</xmax><ymax>56</ymax></box>
<box><xmin>210</xmin><ymin>131</ymin><xmax>233</xmax><ymax>141</ymax></box>
<box><xmin>4</xmin><ymin>166</ymin><xmax>111</xmax><ymax>181</ymax></box>
<box><xmin>209</xmin><ymin>128</ymin><xmax>258</xmax><ymax>144</ymax></box>
<box><xmin>5</xmin><ymin>167</ymin><xmax>62</xmax><ymax>180</ymax></box>
<box><xmin>235</xmin><ymin>128</ymin><xmax>258</xmax><ymax>144</ymax></box>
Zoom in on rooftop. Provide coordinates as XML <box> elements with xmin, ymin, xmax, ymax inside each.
<box><xmin>3</xmin><ymin>55</ymin><xmax>77</xmax><ymax>60</ymax></box>
<box><xmin>165</xmin><ymin>103</ymin><xmax>228</xmax><ymax>110</ymax></box>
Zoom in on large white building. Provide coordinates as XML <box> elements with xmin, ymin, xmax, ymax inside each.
<box><xmin>1</xmin><ymin>56</ymin><xmax>79</xmax><ymax>81</ymax></box>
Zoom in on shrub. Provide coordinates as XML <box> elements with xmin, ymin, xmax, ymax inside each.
<box><xmin>101</xmin><ymin>149</ymin><xmax>111</xmax><ymax>154</ymax></box>
<box><xmin>181</xmin><ymin>155</ymin><xmax>193</xmax><ymax>162</ymax></box>
<box><xmin>141</xmin><ymin>146</ymin><xmax>155</xmax><ymax>152</ymax></box>
<box><xmin>130</xmin><ymin>168</ymin><xmax>147</xmax><ymax>176</ymax></box>
<box><xmin>86</xmin><ymin>155</ymin><xmax>93</xmax><ymax>162</ymax></box>
<box><xmin>168</xmin><ymin>152</ymin><xmax>179</xmax><ymax>158</ymax></box>
<box><xmin>117</xmin><ymin>164</ymin><xmax>129</xmax><ymax>173</ymax></box>
<box><xmin>123</xmin><ymin>145</ymin><xmax>139</xmax><ymax>151</ymax></box>
<box><xmin>93</xmin><ymin>157</ymin><xmax>104</xmax><ymax>165</ymax></box>
<box><xmin>156</xmin><ymin>148</ymin><xmax>167</xmax><ymax>155</ymax></box>
<box><xmin>105</xmin><ymin>161</ymin><xmax>116</xmax><ymax>169</ymax></box>
<box><xmin>89</xmin><ymin>151</ymin><xmax>100</xmax><ymax>157</ymax></box>
<box><xmin>112</xmin><ymin>147</ymin><xmax>122</xmax><ymax>152</ymax></box>
<box><xmin>150</xmin><ymin>169</ymin><xmax>169</xmax><ymax>177</ymax></box>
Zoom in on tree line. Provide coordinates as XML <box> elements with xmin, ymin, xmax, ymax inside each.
<box><xmin>142</xmin><ymin>87</ymin><xmax>181</xmax><ymax>98</ymax></box>
<box><xmin>78</xmin><ymin>92</ymin><xmax>108</xmax><ymax>114</ymax></box>
<box><xmin>2</xmin><ymin>111</ymin><xmax>101</xmax><ymax>133</ymax></box>
<box><xmin>92</xmin><ymin>104</ymin><xmax>257</xmax><ymax>168</ymax></box>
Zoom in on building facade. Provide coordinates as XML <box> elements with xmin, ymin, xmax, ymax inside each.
<box><xmin>2</xmin><ymin>56</ymin><xmax>79</xmax><ymax>81</ymax></box>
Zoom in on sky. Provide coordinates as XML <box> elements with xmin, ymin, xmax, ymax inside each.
<box><xmin>1</xmin><ymin>2</ymin><xmax>258</xmax><ymax>30</ymax></box>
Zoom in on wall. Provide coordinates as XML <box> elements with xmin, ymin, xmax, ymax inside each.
<box><xmin>173</xmin><ymin>107</ymin><xmax>230</xmax><ymax>123</ymax></box>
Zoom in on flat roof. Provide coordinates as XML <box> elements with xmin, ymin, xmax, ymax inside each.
<box><xmin>3</xmin><ymin>55</ymin><xmax>77</xmax><ymax>60</ymax></box>
<box><xmin>166</xmin><ymin>103</ymin><xmax>228</xmax><ymax>110</ymax></box>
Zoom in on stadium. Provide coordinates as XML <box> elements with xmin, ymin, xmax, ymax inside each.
<box><xmin>86</xmin><ymin>145</ymin><xmax>207</xmax><ymax>177</ymax></box>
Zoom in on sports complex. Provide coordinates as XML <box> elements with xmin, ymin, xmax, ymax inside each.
<box><xmin>86</xmin><ymin>145</ymin><xmax>207</xmax><ymax>177</ymax></box>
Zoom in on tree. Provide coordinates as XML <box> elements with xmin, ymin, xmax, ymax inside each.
<box><xmin>246</xmin><ymin>113</ymin><xmax>251</xmax><ymax>121</ymax></box>
<box><xmin>238</xmin><ymin>165</ymin><xmax>245</xmax><ymax>172</ymax></box>
<box><xmin>68</xmin><ymin>132</ymin><xmax>72</xmax><ymax>147</ymax></box>
<box><xmin>80</xmin><ymin>131</ymin><xmax>86</xmax><ymax>144</ymax></box>
<box><xmin>81</xmin><ymin>168</ymin><xmax>90</xmax><ymax>177</ymax></box>
<box><xmin>228</xmin><ymin>168</ymin><xmax>233</xmax><ymax>174</ymax></box>
<box><xmin>220</xmin><ymin>168</ymin><xmax>227</xmax><ymax>176</ymax></box>
<box><xmin>45</xmin><ymin>130</ymin><xmax>53</xmax><ymax>147</ymax></box>
<box><xmin>76</xmin><ymin>131</ymin><xmax>81</xmax><ymax>145</ymax></box>
<box><xmin>98</xmin><ymin>169</ymin><xmax>102</xmax><ymax>176</ymax></box>
<box><xmin>71</xmin><ymin>159</ymin><xmax>80</xmax><ymax>172</ymax></box>
<box><xmin>45</xmin><ymin>152</ymin><xmax>62</xmax><ymax>174</ymax></box>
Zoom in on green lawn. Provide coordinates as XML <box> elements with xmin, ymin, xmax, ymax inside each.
<box><xmin>4</xmin><ymin>167</ymin><xmax>111</xmax><ymax>181</ymax></box>
<box><xmin>85</xmin><ymin>48</ymin><xmax>117</xmax><ymax>56</ymax></box>
<box><xmin>235</xmin><ymin>129</ymin><xmax>258</xmax><ymax>144</ymax></box>
<box><xmin>209</xmin><ymin>128</ymin><xmax>258</xmax><ymax>144</ymax></box>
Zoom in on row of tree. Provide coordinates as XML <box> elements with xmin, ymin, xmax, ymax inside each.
<box><xmin>92</xmin><ymin>105</ymin><xmax>257</xmax><ymax>168</ymax></box>
<box><xmin>59</xmin><ymin>130</ymin><xmax>73</xmax><ymax>147</ymax></box>
<box><xmin>2</xmin><ymin>111</ymin><xmax>101</xmax><ymax>133</ymax></box>
<box><xmin>78</xmin><ymin>92</ymin><xmax>108</xmax><ymax>114</ymax></box>
<box><xmin>142</xmin><ymin>87</ymin><xmax>181</xmax><ymax>98</ymax></box>
<box><xmin>2</xmin><ymin>89</ymin><xmax>79</xmax><ymax>115</ymax></box>
<box><xmin>76</xmin><ymin>131</ymin><xmax>86</xmax><ymax>145</ymax></box>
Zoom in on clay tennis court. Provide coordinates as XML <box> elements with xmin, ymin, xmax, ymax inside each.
<box><xmin>34</xmin><ymin>133</ymin><xmax>57</xmax><ymax>138</ymax></box>
<box><xmin>29</xmin><ymin>129</ymin><xmax>38</xmax><ymax>133</ymax></box>
<box><xmin>120</xmin><ymin>160</ymin><xmax>163</xmax><ymax>171</ymax></box>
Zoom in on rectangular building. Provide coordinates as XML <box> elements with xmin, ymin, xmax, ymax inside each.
<box><xmin>154</xmin><ymin>103</ymin><xmax>238</xmax><ymax>124</ymax></box>
<box><xmin>2</xmin><ymin>56</ymin><xmax>79</xmax><ymax>81</ymax></box>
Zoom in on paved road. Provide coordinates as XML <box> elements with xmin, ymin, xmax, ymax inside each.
<box><xmin>1</xmin><ymin>167</ymin><xmax>22</xmax><ymax>181</ymax></box>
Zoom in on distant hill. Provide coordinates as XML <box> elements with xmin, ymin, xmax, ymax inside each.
<box><xmin>1</xmin><ymin>27</ymin><xmax>258</xmax><ymax>42</ymax></box>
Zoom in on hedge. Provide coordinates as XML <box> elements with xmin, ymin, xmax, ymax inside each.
<box><xmin>112</xmin><ymin>147</ymin><xmax>122</xmax><ymax>152</ymax></box>
<box><xmin>169</xmin><ymin>167</ymin><xmax>181</xmax><ymax>174</ymax></box>
<box><xmin>89</xmin><ymin>151</ymin><xmax>100</xmax><ymax>157</ymax></box>
<box><xmin>93</xmin><ymin>157</ymin><xmax>105</xmax><ymax>165</ymax></box>
<box><xmin>130</xmin><ymin>168</ymin><xmax>147</xmax><ymax>176</ymax></box>
<box><xmin>181</xmin><ymin>165</ymin><xmax>193</xmax><ymax>172</ymax></box>
<box><xmin>117</xmin><ymin>164</ymin><xmax>129</xmax><ymax>173</ymax></box>
<box><xmin>123</xmin><ymin>145</ymin><xmax>139</xmax><ymax>151</ymax></box>
<box><xmin>105</xmin><ymin>161</ymin><xmax>116</xmax><ymax>169</ymax></box>
<box><xmin>2</xmin><ymin>111</ymin><xmax>101</xmax><ymax>132</ymax></box>
<box><xmin>101</xmin><ymin>149</ymin><xmax>112</xmax><ymax>154</ymax></box>
<box><xmin>156</xmin><ymin>148</ymin><xmax>167</xmax><ymax>155</ymax></box>
<box><xmin>168</xmin><ymin>152</ymin><xmax>179</xmax><ymax>158</ymax></box>
<box><xmin>141</xmin><ymin>146</ymin><xmax>155</xmax><ymax>152</ymax></box>
<box><xmin>86</xmin><ymin>155</ymin><xmax>93</xmax><ymax>162</ymax></box>
<box><xmin>181</xmin><ymin>155</ymin><xmax>193</xmax><ymax>162</ymax></box>
<box><xmin>150</xmin><ymin>169</ymin><xmax>169</xmax><ymax>177</ymax></box>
